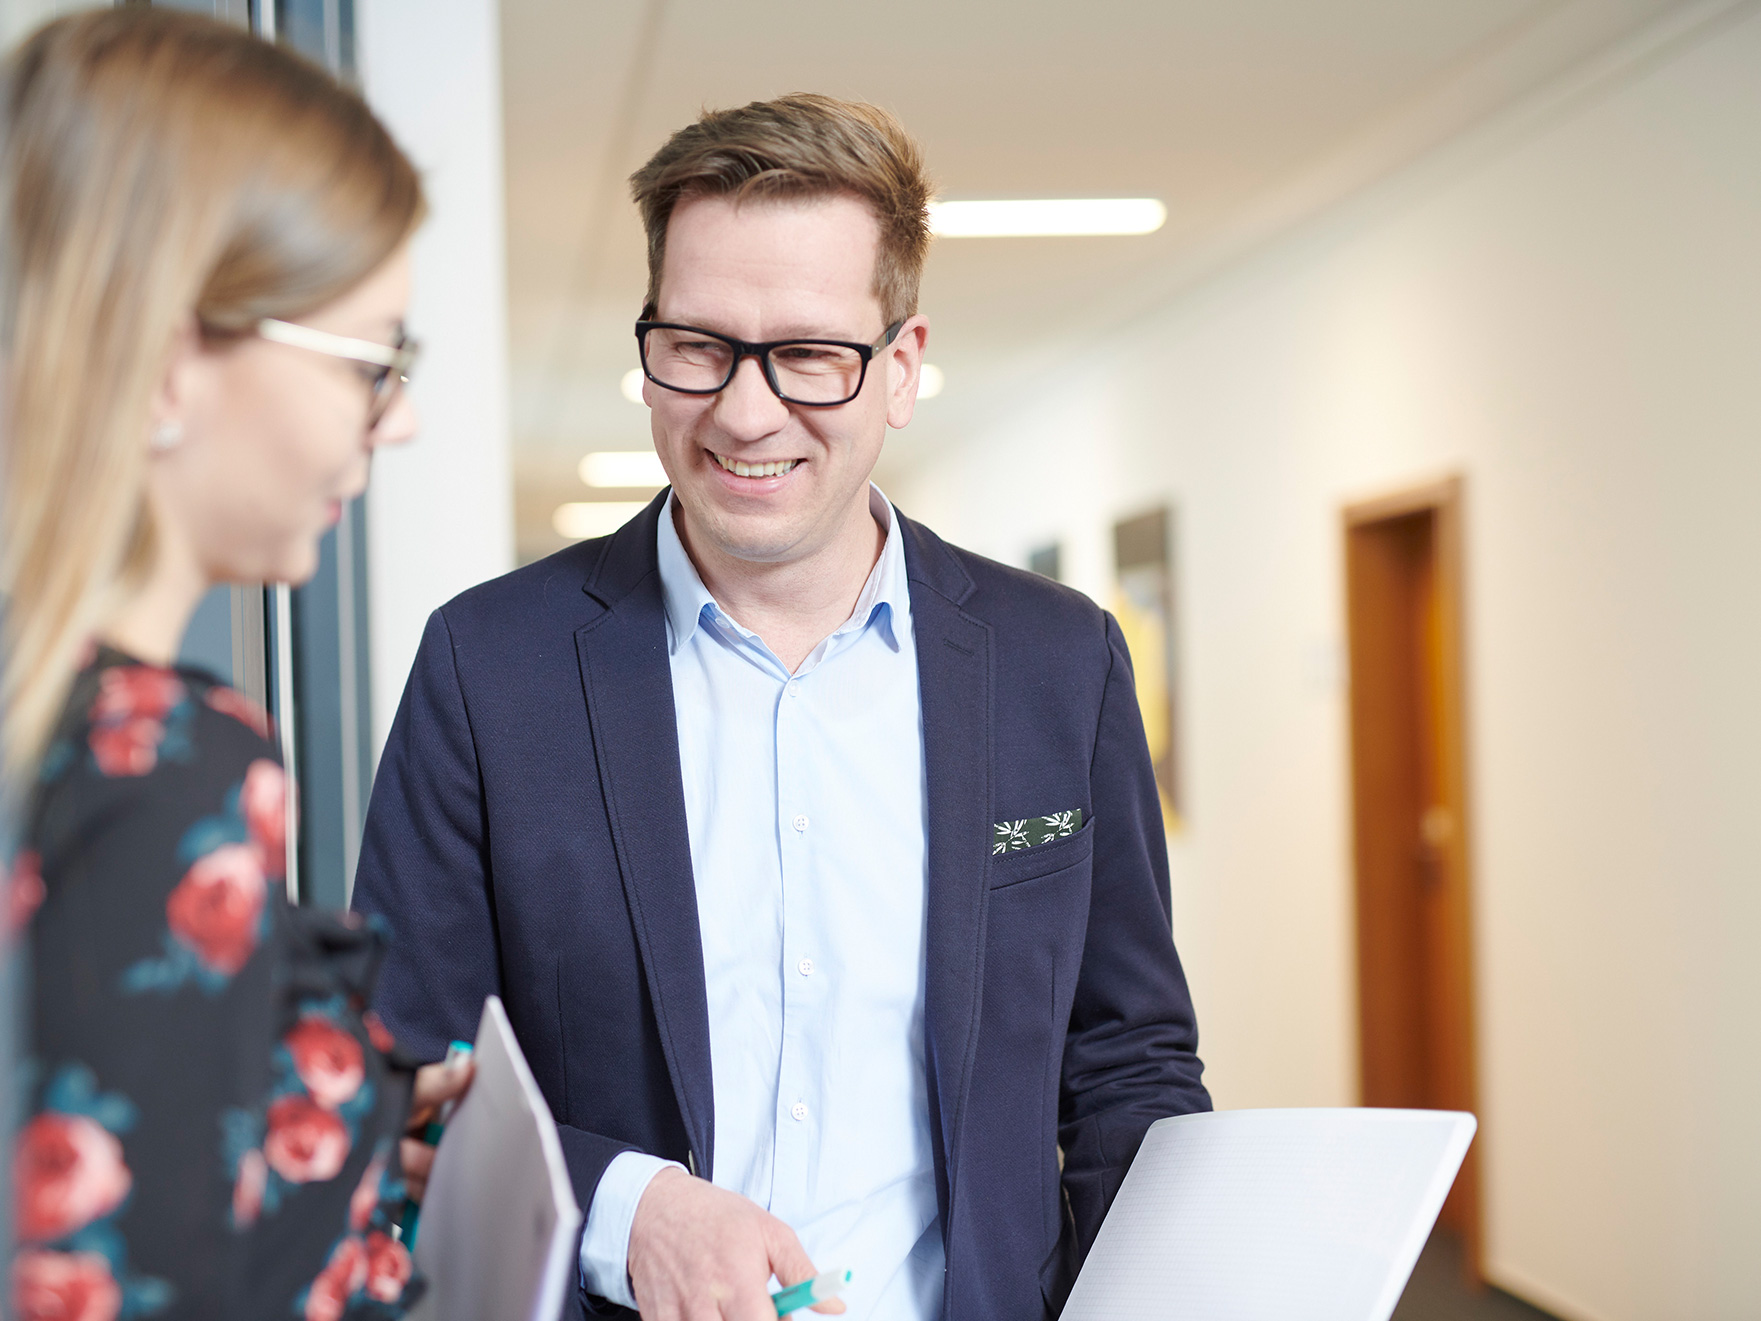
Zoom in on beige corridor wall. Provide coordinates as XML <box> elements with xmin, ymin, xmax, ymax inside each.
<box><xmin>888</xmin><ymin>11</ymin><xmax>1761</xmax><ymax>1319</ymax></box>
<box><xmin>359</xmin><ymin>0</ymin><xmax>514</xmax><ymax>763</ymax></box>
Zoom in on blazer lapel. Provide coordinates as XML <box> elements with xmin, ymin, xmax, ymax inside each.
<box><xmin>901</xmin><ymin>514</ymin><xmax>992</xmax><ymax>1220</ymax></box>
<box><xmin>574</xmin><ymin>496</ymin><xmax>716</xmax><ymax>1175</ymax></box>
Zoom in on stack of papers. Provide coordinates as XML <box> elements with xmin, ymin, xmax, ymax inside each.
<box><xmin>410</xmin><ymin>996</ymin><xmax>583</xmax><ymax>1321</ymax></box>
<box><xmin>1062</xmin><ymin>1107</ymin><xmax>1476</xmax><ymax>1321</ymax></box>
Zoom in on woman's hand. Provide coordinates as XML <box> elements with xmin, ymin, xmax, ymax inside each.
<box><xmin>400</xmin><ymin>1054</ymin><xmax>475</xmax><ymax>1205</ymax></box>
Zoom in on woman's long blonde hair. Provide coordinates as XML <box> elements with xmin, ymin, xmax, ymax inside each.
<box><xmin>1</xmin><ymin>9</ymin><xmax>423</xmax><ymax>782</ymax></box>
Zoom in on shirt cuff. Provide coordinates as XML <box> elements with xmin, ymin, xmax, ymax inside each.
<box><xmin>579</xmin><ymin>1150</ymin><xmax>686</xmax><ymax>1308</ymax></box>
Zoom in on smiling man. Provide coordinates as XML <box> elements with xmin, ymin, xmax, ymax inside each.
<box><xmin>353</xmin><ymin>95</ymin><xmax>1209</xmax><ymax>1321</ymax></box>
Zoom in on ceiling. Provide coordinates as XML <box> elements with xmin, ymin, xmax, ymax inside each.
<box><xmin>500</xmin><ymin>0</ymin><xmax>1693</xmax><ymax>561</ymax></box>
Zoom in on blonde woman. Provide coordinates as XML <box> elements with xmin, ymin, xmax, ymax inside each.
<box><xmin>3</xmin><ymin>12</ymin><xmax>468</xmax><ymax>1318</ymax></box>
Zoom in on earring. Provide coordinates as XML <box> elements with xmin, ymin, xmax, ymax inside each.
<box><xmin>149</xmin><ymin>420</ymin><xmax>183</xmax><ymax>453</ymax></box>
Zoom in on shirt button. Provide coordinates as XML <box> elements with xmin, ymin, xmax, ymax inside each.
<box><xmin>790</xmin><ymin>1102</ymin><xmax>809</xmax><ymax>1122</ymax></box>
<box><xmin>787</xmin><ymin>682</ymin><xmax>800</xmax><ymax>697</ymax></box>
<box><xmin>798</xmin><ymin>958</ymin><xmax>815</xmax><ymax>977</ymax></box>
<box><xmin>792</xmin><ymin>814</ymin><xmax>809</xmax><ymax>832</ymax></box>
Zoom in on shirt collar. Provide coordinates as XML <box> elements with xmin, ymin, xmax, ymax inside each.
<box><xmin>656</xmin><ymin>484</ymin><xmax>909</xmax><ymax>657</ymax></box>
<box><xmin>656</xmin><ymin>492</ymin><xmax>719</xmax><ymax>653</ymax></box>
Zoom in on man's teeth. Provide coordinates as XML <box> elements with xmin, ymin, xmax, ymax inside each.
<box><xmin>714</xmin><ymin>453</ymin><xmax>799</xmax><ymax>478</ymax></box>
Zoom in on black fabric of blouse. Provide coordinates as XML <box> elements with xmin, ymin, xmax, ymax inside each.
<box><xmin>12</xmin><ymin>649</ymin><xmax>423</xmax><ymax>1321</ymax></box>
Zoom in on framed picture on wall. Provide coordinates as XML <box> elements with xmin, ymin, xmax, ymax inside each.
<box><xmin>1027</xmin><ymin>541</ymin><xmax>1062</xmax><ymax>581</ymax></box>
<box><xmin>1112</xmin><ymin>506</ymin><xmax>1183</xmax><ymax>834</ymax></box>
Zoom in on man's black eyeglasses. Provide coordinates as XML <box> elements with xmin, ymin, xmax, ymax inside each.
<box><xmin>635</xmin><ymin>316</ymin><xmax>905</xmax><ymax>408</ymax></box>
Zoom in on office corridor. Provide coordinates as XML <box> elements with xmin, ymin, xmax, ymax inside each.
<box><xmin>1394</xmin><ymin>1233</ymin><xmax>1559</xmax><ymax>1321</ymax></box>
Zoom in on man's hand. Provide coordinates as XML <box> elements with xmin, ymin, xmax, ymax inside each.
<box><xmin>400</xmin><ymin>1054</ymin><xmax>475</xmax><ymax>1204</ymax></box>
<box><xmin>628</xmin><ymin>1167</ymin><xmax>846</xmax><ymax>1321</ymax></box>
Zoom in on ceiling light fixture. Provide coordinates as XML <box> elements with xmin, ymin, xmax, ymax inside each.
<box><xmin>554</xmin><ymin>501</ymin><xmax>650</xmax><ymax>541</ymax></box>
<box><xmin>928</xmin><ymin>198</ymin><xmax>1167</xmax><ymax>238</ymax></box>
<box><xmin>579</xmin><ymin>450</ymin><xmax>667</xmax><ymax>488</ymax></box>
<box><xmin>918</xmin><ymin>364</ymin><xmax>945</xmax><ymax>399</ymax></box>
<box><xmin>620</xmin><ymin>367</ymin><xmax>646</xmax><ymax>403</ymax></box>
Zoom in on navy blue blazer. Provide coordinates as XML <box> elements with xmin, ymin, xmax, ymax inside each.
<box><xmin>352</xmin><ymin>496</ymin><xmax>1209</xmax><ymax>1320</ymax></box>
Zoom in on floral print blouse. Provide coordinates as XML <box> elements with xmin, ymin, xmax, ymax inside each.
<box><xmin>10</xmin><ymin>650</ymin><xmax>423</xmax><ymax>1321</ymax></box>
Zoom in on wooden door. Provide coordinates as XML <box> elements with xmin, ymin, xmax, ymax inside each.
<box><xmin>1343</xmin><ymin>477</ymin><xmax>1480</xmax><ymax>1278</ymax></box>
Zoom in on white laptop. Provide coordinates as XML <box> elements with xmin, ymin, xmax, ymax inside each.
<box><xmin>410</xmin><ymin>996</ymin><xmax>583</xmax><ymax>1321</ymax></box>
<box><xmin>1061</xmin><ymin>1107</ymin><xmax>1476</xmax><ymax>1321</ymax></box>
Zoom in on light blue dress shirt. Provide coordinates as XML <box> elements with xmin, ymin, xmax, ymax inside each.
<box><xmin>580</xmin><ymin>487</ymin><xmax>943</xmax><ymax>1320</ymax></box>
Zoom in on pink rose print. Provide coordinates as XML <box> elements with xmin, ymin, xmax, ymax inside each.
<box><xmin>14</xmin><ymin>1113</ymin><xmax>132</xmax><ymax>1244</ymax></box>
<box><xmin>348</xmin><ymin>1151</ymin><xmax>387</xmax><ymax>1232</ymax></box>
<box><xmin>362</xmin><ymin>1011</ymin><xmax>397</xmax><ymax>1056</ymax></box>
<box><xmin>88</xmin><ymin>720</ymin><xmax>163</xmax><ymax>778</ymax></box>
<box><xmin>264</xmin><ymin>1095</ymin><xmax>350</xmax><ymax>1184</ymax></box>
<box><xmin>13</xmin><ymin>1249</ymin><xmax>122</xmax><ymax>1321</ymax></box>
<box><xmin>165</xmin><ymin>842</ymin><xmax>266</xmax><ymax>976</ymax></box>
<box><xmin>91</xmin><ymin>666</ymin><xmax>183</xmax><ymax>724</ymax></box>
<box><xmin>8</xmin><ymin>851</ymin><xmax>45</xmax><ymax>939</ymax></box>
<box><xmin>232</xmin><ymin>1148</ymin><xmax>268</xmax><ymax>1229</ymax></box>
<box><xmin>87</xmin><ymin>667</ymin><xmax>185</xmax><ymax>777</ymax></box>
<box><xmin>285</xmin><ymin>1016</ymin><xmax>364</xmax><ymax>1111</ymax></box>
<box><xmin>363</xmin><ymin>1231</ymin><xmax>413</xmax><ymax>1303</ymax></box>
<box><xmin>240</xmin><ymin>759</ymin><xmax>288</xmax><ymax>878</ymax></box>
<box><xmin>303</xmin><ymin>1235</ymin><xmax>367</xmax><ymax>1321</ymax></box>
<box><xmin>205</xmin><ymin>685</ymin><xmax>273</xmax><ymax>741</ymax></box>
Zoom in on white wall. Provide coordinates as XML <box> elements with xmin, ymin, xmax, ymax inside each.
<box><xmin>891</xmin><ymin>9</ymin><xmax>1761</xmax><ymax>1319</ymax></box>
<box><xmin>0</xmin><ymin>0</ymin><xmax>103</xmax><ymax>48</ymax></box>
<box><xmin>358</xmin><ymin>0</ymin><xmax>514</xmax><ymax>758</ymax></box>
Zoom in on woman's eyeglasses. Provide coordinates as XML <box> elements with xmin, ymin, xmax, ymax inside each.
<box><xmin>256</xmin><ymin>318</ymin><xmax>422</xmax><ymax>427</ymax></box>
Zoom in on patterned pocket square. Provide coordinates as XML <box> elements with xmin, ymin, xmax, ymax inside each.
<box><xmin>993</xmin><ymin>809</ymin><xmax>1084</xmax><ymax>855</ymax></box>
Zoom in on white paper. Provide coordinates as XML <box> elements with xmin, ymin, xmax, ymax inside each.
<box><xmin>410</xmin><ymin>996</ymin><xmax>583</xmax><ymax>1321</ymax></box>
<box><xmin>1061</xmin><ymin>1107</ymin><xmax>1476</xmax><ymax>1321</ymax></box>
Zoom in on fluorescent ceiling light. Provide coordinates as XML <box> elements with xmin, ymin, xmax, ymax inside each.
<box><xmin>929</xmin><ymin>198</ymin><xmax>1166</xmax><ymax>238</ymax></box>
<box><xmin>554</xmin><ymin>501</ymin><xmax>650</xmax><ymax>541</ymax></box>
<box><xmin>620</xmin><ymin>367</ymin><xmax>646</xmax><ymax>403</ymax></box>
<box><xmin>918</xmin><ymin>364</ymin><xmax>945</xmax><ymax>399</ymax></box>
<box><xmin>579</xmin><ymin>450</ymin><xmax>667</xmax><ymax>488</ymax></box>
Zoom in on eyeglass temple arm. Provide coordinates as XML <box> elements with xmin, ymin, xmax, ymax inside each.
<box><xmin>258</xmin><ymin>317</ymin><xmax>404</xmax><ymax>369</ymax></box>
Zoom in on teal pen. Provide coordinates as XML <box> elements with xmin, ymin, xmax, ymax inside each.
<box><xmin>398</xmin><ymin>1039</ymin><xmax>474</xmax><ymax>1250</ymax></box>
<box><xmin>772</xmin><ymin>1269</ymin><xmax>851</xmax><ymax>1317</ymax></box>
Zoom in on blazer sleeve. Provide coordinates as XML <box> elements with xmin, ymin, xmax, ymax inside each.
<box><xmin>1057</xmin><ymin>610</ymin><xmax>1212</xmax><ymax>1255</ymax></box>
<box><xmin>353</xmin><ymin>609</ymin><xmax>502</xmax><ymax>1061</ymax></box>
<box><xmin>351</xmin><ymin>611</ymin><xmax>638</xmax><ymax>1244</ymax></box>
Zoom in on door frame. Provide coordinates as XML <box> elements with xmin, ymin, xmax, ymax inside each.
<box><xmin>1342</xmin><ymin>474</ymin><xmax>1482</xmax><ymax>1280</ymax></box>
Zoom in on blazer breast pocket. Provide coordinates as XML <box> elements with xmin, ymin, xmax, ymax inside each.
<box><xmin>988</xmin><ymin>816</ymin><xmax>1095</xmax><ymax>890</ymax></box>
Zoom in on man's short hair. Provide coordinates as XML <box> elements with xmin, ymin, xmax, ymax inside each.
<box><xmin>629</xmin><ymin>93</ymin><xmax>933</xmax><ymax>326</ymax></box>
